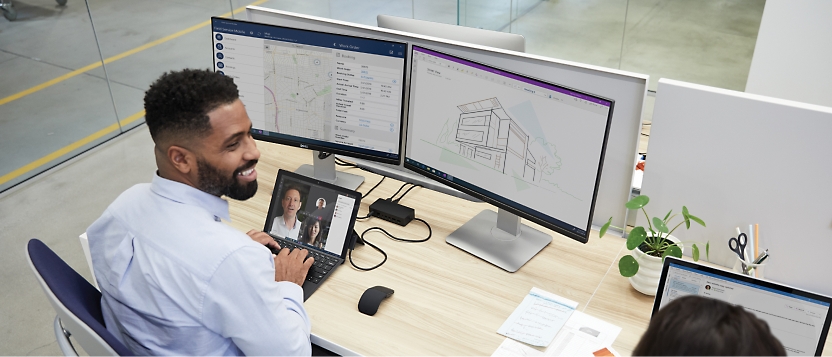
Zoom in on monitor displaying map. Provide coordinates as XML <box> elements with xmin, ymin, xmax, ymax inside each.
<box><xmin>211</xmin><ymin>18</ymin><xmax>407</xmax><ymax>164</ymax></box>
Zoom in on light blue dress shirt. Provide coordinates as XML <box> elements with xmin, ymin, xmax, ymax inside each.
<box><xmin>87</xmin><ymin>173</ymin><xmax>311</xmax><ymax>356</ymax></box>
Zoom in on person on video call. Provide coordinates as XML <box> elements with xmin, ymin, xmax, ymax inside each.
<box><xmin>86</xmin><ymin>69</ymin><xmax>314</xmax><ymax>356</ymax></box>
<box><xmin>316</xmin><ymin>198</ymin><xmax>325</xmax><ymax>210</ymax></box>
<box><xmin>633</xmin><ymin>295</ymin><xmax>786</xmax><ymax>356</ymax></box>
<box><xmin>302</xmin><ymin>216</ymin><xmax>324</xmax><ymax>249</ymax></box>
<box><xmin>271</xmin><ymin>186</ymin><xmax>302</xmax><ymax>239</ymax></box>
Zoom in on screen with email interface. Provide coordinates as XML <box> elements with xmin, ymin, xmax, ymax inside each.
<box><xmin>658</xmin><ymin>259</ymin><xmax>832</xmax><ymax>356</ymax></box>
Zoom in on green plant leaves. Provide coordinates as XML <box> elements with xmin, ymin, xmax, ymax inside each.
<box><xmin>682</xmin><ymin>206</ymin><xmax>691</xmax><ymax>229</ymax></box>
<box><xmin>706</xmin><ymin>241</ymin><xmax>710</xmax><ymax>260</ymax></box>
<box><xmin>653</xmin><ymin>217</ymin><xmax>668</xmax><ymax>233</ymax></box>
<box><xmin>689</xmin><ymin>214</ymin><xmax>706</xmax><ymax>227</ymax></box>
<box><xmin>626</xmin><ymin>226</ymin><xmax>647</xmax><ymax>250</ymax></box>
<box><xmin>663</xmin><ymin>209</ymin><xmax>672</xmax><ymax>222</ymax></box>
<box><xmin>619</xmin><ymin>255</ymin><xmax>639</xmax><ymax>277</ymax></box>
<box><xmin>662</xmin><ymin>245</ymin><xmax>683</xmax><ymax>259</ymax></box>
<box><xmin>692</xmin><ymin>244</ymin><xmax>700</xmax><ymax>261</ymax></box>
<box><xmin>599</xmin><ymin>217</ymin><xmax>612</xmax><ymax>238</ymax></box>
<box><xmin>625</xmin><ymin>195</ymin><xmax>650</xmax><ymax>210</ymax></box>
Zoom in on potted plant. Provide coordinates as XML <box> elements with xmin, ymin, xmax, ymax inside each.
<box><xmin>599</xmin><ymin>195</ymin><xmax>708</xmax><ymax>295</ymax></box>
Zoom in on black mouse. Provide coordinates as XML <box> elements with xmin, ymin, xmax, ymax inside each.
<box><xmin>358</xmin><ymin>286</ymin><xmax>394</xmax><ymax>316</ymax></box>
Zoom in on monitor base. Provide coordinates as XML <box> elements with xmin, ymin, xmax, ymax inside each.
<box><xmin>446</xmin><ymin>209</ymin><xmax>551</xmax><ymax>272</ymax></box>
<box><xmin>295</xmin><ymin>164</ymin><xmax>364</xmax><ymax>191</ymax></box>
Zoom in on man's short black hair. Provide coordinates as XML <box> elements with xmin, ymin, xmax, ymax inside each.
<box><xmin>143</xmin><ymin>69</ymin><xmax>239</xmax><ymax>146</ymax></box>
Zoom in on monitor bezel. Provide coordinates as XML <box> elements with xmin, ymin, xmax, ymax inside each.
<box><xmin>403</xmin><ymin>45</ymin><xmax>615</xmax><ymax>243</ymax></box>
<box><xmin>264</xmin><ymin>169</ymin><xmax>363</xmax><ymax>259</ymax></box>
<box><xmin>211</xmin><ymin>17</ymin><xmax>409</xmax><ymax>165</ymax></box>
<box><xmin>656</xmin><ymin>257</ymin><xmax>832</xmax><ymax>355</ymax></box>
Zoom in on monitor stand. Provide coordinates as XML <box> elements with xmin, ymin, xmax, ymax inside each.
<box><xmin>294</xmin><ymin>151</ymin><xmax>364</xmax><ymax>190</ymax></box>
<box><xmin>446</xmin><ymin>208</ymin><xmax>552</xmax><ymax>272</ymax></box>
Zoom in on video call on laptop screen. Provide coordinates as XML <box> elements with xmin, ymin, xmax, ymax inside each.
<box><xmin>659</xmin><ymin>259</ymin><xmax>832</xmax><ymax>356</ymax></box>
<box><xmin>266</xmin><ymin>175</ymin><xmax>357</xmax><ymax>257</ymax></box>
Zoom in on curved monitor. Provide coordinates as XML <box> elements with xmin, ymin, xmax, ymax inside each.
<box><xmin>404</xmin><ymin>45</ymin><xmax>613</xmax><ymax>269</ymax></box>
<box><xmin>377</xmin><ymin>14</ymin><xmax>525</xmax><ymax>53</ymax></box>
<box><xmin>211</xmin><ymin>17</ymin><xmax>408</xmax><ymax>166</ymax></box>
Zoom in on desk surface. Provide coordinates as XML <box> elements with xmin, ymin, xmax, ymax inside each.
<box><xmin>227</xmin><ymin>143</ymin><xmax>831</xmax><ymax>356</ymax></box>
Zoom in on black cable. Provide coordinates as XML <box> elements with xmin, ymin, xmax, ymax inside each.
<box><xmin>393</xmin><ymin>184</ymin><xmax>422</xmax><ymax>203</ymax></box>
<box><xmin>317</xmin><ymin>152</ymin><xmax>332</xmax><ymax>160</ymax></box>
<box><xmin>335</xmin><ymin>157</ymin><xmax>357</xmax><ymax>167</ymax></box>
<box><xmin>348</xmin><ymin>230</ymin><xmax>387</xmax><ymax>271</ymax></box>
<box><xmin>363</xmin><ymin>176</ymin><xmax>386</xmax><ymax>197</ymax></box>
<box><xmin>347</xmin><ymin>217</ymin><xmax>432</xmax><ymax>271</ymax></box>
<box><xmin>387</xmin><ymin>182</ymin><xmax>413</xmax><ymax>201</ymax></box>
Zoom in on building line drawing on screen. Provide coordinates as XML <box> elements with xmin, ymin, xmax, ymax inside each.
<box><xmin>429</xmin><ymin>97</ymin><xmax>578</xmax><ymax>200</ymax></box>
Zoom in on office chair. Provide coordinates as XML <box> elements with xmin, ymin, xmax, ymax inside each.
<box><xmin>26</xmin><ymin>239</ymin><xmax>132</xmax><ymax>356</ymax></box>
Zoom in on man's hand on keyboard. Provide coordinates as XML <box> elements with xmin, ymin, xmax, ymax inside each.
<box><xmin>247</xmin><ymin>229</ymin><xmax>280</xmax><ymax>252</ymax></box>
<box><xmin>273</xmin><ymin>246</ymin><xmax>315</xmax><ymax>286</ymax></box>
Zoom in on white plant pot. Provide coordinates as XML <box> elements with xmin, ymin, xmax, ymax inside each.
<box><xmin>628</xmin><ymin>234</ymin><xmax>683</xmax><ymax>296</ymax></box>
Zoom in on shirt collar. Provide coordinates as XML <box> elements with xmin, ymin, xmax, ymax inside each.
<box><xmin>150</xmin><ymin>172</ymin><xmax>231</xmax><ymax>222</ymax></box>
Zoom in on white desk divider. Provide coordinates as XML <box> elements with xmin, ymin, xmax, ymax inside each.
<box><xmin>643</xmin><ymin>78</ymin><xmax>832</xmax><ymax>296</ymax></box>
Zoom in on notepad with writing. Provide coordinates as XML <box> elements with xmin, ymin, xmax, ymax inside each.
<box><xmin>497</xmin><ymin>287</ymin><xmax>578</xmax><ymax>347</ymax></box>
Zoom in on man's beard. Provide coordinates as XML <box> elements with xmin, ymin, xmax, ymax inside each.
<box><xmin>197</xmin><ymin>159</ymin><xmax>258</xmax><ymax>200</ymax></box>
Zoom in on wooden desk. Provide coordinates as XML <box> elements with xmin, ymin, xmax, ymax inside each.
<box><xmin>227</xmin><ymin>143</ymin><xmax>831</xmax><ymax>356</ymax></box>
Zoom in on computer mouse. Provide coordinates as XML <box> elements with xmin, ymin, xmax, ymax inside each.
<box><xmin>358</xmin><ymin>286</ymin><xmax>394</xmax><ymax>316</ymax></box>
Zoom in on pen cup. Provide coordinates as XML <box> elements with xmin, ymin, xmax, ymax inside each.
<box><xmin>733</xmin><ymin>256</ymin><xmax>766</xmax><ymax>279</ymax></box>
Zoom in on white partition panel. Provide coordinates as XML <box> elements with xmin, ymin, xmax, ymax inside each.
<box><xmin>245</xmin><ymin>6</ymin><xmax>649</xmax><ymax>234</ymax></box>
<box><xmin>745</xmin><ymin>0</ymin><xmax>832</xmax><ymax>108</ymax></box>
<box><xmin>643</xmin><ymin>78</ymin><xmax>832</xmax><ymax>296</ymax></box>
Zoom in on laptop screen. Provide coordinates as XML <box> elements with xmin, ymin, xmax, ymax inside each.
<box><xmin>655</xmin><ymin>257</ymin><xmax>832</xmax><ymax>356</ymax></box>
<box><xmin>264</xmin><ymin>170</ymin><xmax>361</xmax><ymax>258</ymax></box>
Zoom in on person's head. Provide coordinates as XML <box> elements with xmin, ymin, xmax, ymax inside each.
<box><xmin>144</xmin><ymin>69</ymin><xmax>260</xmax><ymax>200</ymax></box>
<box><xmin>304</xmin><ymin>216</ymin><xmax>321</xmax><ymax>243</ymax></box>
<box><xmin>633</xmin><ymin>295</ymin><xmax>786</xmax><ymax>356</ymax></box>
<box><xmin>280</xmin><ymin>187</ymin><xmax>301</xmax><ymax>219</ymax></box>
<box><xmin>316</xmin><ymin>198</ymin><xmax>325</xmax><ymax>209</ymax></box>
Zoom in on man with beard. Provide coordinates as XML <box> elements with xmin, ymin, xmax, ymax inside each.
<box><xmin>87</xmin><ymin>69</ymin><xmax>314</xmax><ymax>356</ymax></box>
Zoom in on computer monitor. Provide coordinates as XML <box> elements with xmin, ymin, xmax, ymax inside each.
<box><xmin>656</xmin><ymin>257</ymin><xmax>832</xmax><ymax>356</ymax></box>
<box><xmin>211</xmin><ymin>17</ymin><xmax>408</xmax><ymax>190</ymax></box>
<box><xmin>404</xmin><ymin>45</ymin><xmax>614</xmax><ymax>272</ymax></box>
<box><xmin>377</xmin><ymin>14</ymin><xmax>526</xmax><ymax>53</ymax></box>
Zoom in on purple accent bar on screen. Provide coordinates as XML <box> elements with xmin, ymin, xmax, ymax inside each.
<box><xmin>413</xmin><ymin>46</ymin><xmax>611</xmax><ymax>107</ymax></box>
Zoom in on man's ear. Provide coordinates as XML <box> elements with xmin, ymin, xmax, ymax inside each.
<box><xmin>167</xmin><ymin>145</ymin><xmax>197</xmax><ymax>174</ymax></box>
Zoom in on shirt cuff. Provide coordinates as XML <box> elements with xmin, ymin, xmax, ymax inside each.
<box><xmin>275</xmin><ymin>281</ymin><xmax>305</xmax><ymax>302</ymax></box>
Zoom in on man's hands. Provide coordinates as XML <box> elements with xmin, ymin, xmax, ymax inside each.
<box><xmin>247</xmin><ymin>230</ymin><xmax>314</xmax><ymax>286</ymax></box>
<box><xmin>247</xmin><ymin>230</ymin><xmax>279</xmax><ymax>251</ymax></box>
<box><xmin>273</xmin><ymin>247</ymin><xmax>314</xmax><ymax>286</ymax></box>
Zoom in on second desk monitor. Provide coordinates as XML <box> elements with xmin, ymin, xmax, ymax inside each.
<box><xmin>405</xmin><ymin>46</ymin><xmax>614</xmax><ymax>271</ymax></box>
<box><xmin>211</xmin><ymin>17</ymin><xmax>407</xmax><ymax>189</ymax></box>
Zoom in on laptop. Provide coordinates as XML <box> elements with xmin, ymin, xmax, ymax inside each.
<box><xmin>264</xmin><ymin>169</ymin><xmax>362</xmax><ymax>301</ymax></box>
<box><xmin>655</xmin><ymin>257</ymin><xmax>832</xmax><ymax>356</ymax></box>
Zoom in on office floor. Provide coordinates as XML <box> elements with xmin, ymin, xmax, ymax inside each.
<box><xmin>0</xmin><ymin>0</ymin><xmax>763</xmax><ymax>354</ymax></box>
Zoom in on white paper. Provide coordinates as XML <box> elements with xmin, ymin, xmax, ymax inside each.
<box><xmin>492</xmin><ymin>338</ymin><xmax>544</xmax><ymax>357</ymax></box>
<box><xmin>543</xmin><ymin>311</ymin><xmax>622</xmax><ymax>356</ymax></box>
<box><xmin>492</xmin><ymin>310</ymin><xmax>622</xmax><ymax>357</ymax></box>
<box><xmin>497</xmin><ymin>287</ymin><xmax>578</xmax><ymax>347</ymax></box>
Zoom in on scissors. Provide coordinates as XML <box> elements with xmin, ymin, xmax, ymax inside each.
<box><xmin>729</xmin><ymin>233</ymin><xmax>749</xmax><ymax>272</ymax></box>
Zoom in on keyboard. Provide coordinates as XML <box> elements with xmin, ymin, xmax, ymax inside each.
<box><xmin>270</xmin><ymin>238</ymin><xmax>340</xmax><ymax>284</ymax></box>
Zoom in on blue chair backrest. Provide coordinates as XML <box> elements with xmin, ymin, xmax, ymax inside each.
<box><xmin>27</xmin><ymin>239</ymin><xmax>133</xmax><ymax>356</ymax></box>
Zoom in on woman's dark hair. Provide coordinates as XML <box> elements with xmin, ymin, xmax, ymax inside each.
<box><xmin>633</xmin><ymin>295</ymin><xmax>786</xmax><ymax>356</ymax></box>
<box><xmin>302</xmin><ymin>216</ymin><xmax>322</xmax><ymax>245</ymax></box>
<box><xmin>143</xmin><ymin>69</ymin><xmax>239</xmax><ymax>145</ymax></box>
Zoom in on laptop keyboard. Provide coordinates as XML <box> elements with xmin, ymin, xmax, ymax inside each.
<box><xmin>271</xmin><ymin>239</ymin><xmax>339</xmax><ymax>284</ymax></box>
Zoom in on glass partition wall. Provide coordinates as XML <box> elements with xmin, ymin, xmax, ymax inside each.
<box><xmin>0</xmin><ymin>0</ymin><xmax>764</xmax><ymax>194</ymax></box>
